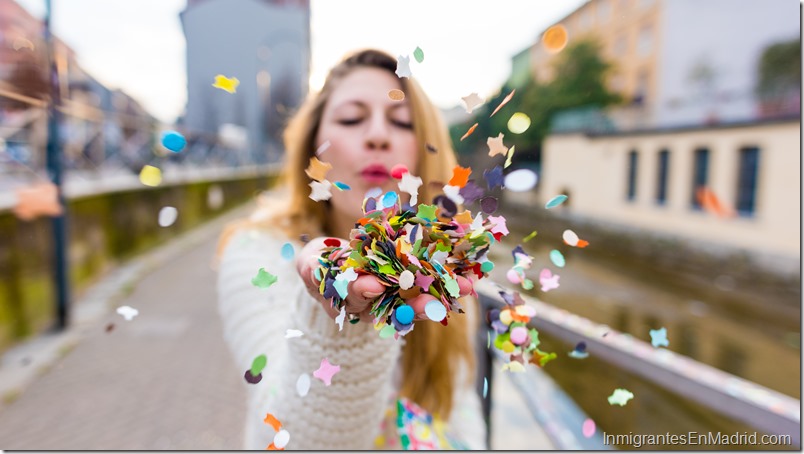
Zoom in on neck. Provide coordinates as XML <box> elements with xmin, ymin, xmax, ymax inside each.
<box><xmin>326</xmin><ymin>205</ymin><xmax>356</xmax><ymax>240</ymax></box>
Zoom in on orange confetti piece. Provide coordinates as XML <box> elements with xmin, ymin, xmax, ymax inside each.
<box><xmin>696</xmin><ymin>187</ymin><xmax>734</xmax><ymax>217</ymax></box>
<box><xmin>448</xmin><ymin>165</ymin><xmax>472</xmax><ymax>188</ymax></box>
<box><xmin>460</xmin><ymin>123</ymin><xmax>478</xmax><ymax>141</ymax></box>
<box><xmin>388</xmin><ymin>89</ymin><xmax>405</xmax><ymax>101</ymax></box>
<box><xmin>305</xmin><ymin>157</ymin><xmax>333</xmax><ymax>182</ymax></box>
<box><xmin>576</xmin><ymin>239</ymin><xmax>589</xmax><ymax>248</ymax></box>
<box><xmin>264</xmin><ymin>413</ymin><xmax>282</xmax><ymax>432</ymax></box>
<box><xmin>267</xmin><ymin>442</ymin><xmax>285</xmax><ymax>451</ymax></box>
<box><xmin>490</xmin><ymin>90</ymin><xmax>515</xmax><ymax>117</ymax></box>
<box><xmin>13</xmin><ymin>182</ymin><xmax>63</xmax><ymax>221</ymax></box>
<box><xmin>542</xmin><ymin>24</ymin><xmax>569</xmax><ymax>53</ymax></box>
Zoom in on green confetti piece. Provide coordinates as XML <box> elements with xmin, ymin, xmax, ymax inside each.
<box><xmin>416</xmin><ymin>204</ymin><xmax>437</xmax><ymax>222</ymax></box>
<box><xmin>379</xmin><ymin>324</ymin><xmax>396</xmax><ymax>339</ymax></box>
<box><xmin>522</xmin><ymin>278</ymin><xmax>534</xmax><ymax>290</ymax></box>
<box><xmin>545</xmin><ymin>194</ymin><xmax>568</xmax><ymax>209</ymax></box>
<box><xmin>523</xmin><ymin>230</ymin><xmax>538</xmax><ymax>242</ymax></box>
<box><xmin>251</xmin><ymin>268</ymin><xmax>278</xmax><ymax>288</ymax></box>
<box><xmin>480</xmin><ymin>261</ymin><xmax>494</xmax><ymax>272</ymax></box>
<box><xmin>549</xmin><ymin>249</ymin><xmax>566</xmax><ymax>268</ymax></box>
<box><xmin>445</xmin><ymin>277</ymin><xmax>461</xmax><ymax>297</ymax></box>
<box><xmin>413</xmin><ymin>46</ymin><xmax>424</xmax><ymax>63</ymax></box>
<box><xmin>250</xmin><ymin>354</ymin><xmax>267</xmax><ymax>376</ymax></box>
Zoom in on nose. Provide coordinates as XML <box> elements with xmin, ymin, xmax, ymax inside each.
<box><xmin>365</xmin><ymin>114</ymin><xmax>390</xmax><ymax>151</ymax></box>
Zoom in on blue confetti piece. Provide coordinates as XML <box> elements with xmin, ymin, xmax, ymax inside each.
<box><xmin>545</xmin><ymin>194</ymin><xmax>568</xmax><ymax>209</ymax></box>
<box><xmin>333</xmin><ymin>278</ymin><xmax>349</xmax><ymax>299</ymax></box>
<box><xmin>280</xmin><ymin>242</ymin><xmax>294</xmax><ymax>261</ymax></box>
<box><xmin>161</xmin><ymin>130</ymin><xmax>186</xmax><ymax>153</ymax></box>
<box><xmin>333</xmin><ymin>181</ymin><xmax>351</xmax><ymax>191</ymax></box>
<box><xmin>395</xmin><ymin>304</ymin><xmax>414</xmax><ymax>325</ymax></box>
<box><xmin>549</xmin><ymin>249</ymin><xmax>566</xmax><ymax>268</ymax></box>
<box><xmin>483</xmin><ymin>377</ymin><xmax>488</xmax><ymax>398</ymax></box>
<box><xmin>382</xmin><ymin>191</ymin><xmax>398</xmax><ymax>208</ymax></box>
<box><xmin>650</xmin><ymin>327</ymin><xmax>669</xmax><ymax>348</ymax></box>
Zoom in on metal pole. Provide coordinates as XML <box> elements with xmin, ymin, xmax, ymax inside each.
<box><xmin>44</xmin><ymin>0</ymin><xmax>70</xmax><ymax>331</ymax></box>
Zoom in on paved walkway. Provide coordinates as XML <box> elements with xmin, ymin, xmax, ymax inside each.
<box><xmin>0</xmin><ymin>202</ymin><xmax>554</xmax><ymax>450</ymax></box>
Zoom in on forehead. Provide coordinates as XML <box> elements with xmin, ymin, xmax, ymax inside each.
<box><xmin>327</xmin><ymin>67</ymin><xmax>406</xmax><ymax>109</ymax></box>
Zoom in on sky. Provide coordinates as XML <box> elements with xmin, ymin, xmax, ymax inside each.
<box><xmin>15</xmin><ymin>0</ymin><xmax>586</xmax><ymax>124</ymax></box>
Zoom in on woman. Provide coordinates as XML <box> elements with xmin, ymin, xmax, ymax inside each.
<box><xmin>217</xmin><ymin>49</ymin><xmax>486</xmax><ymax>450</ymax></box>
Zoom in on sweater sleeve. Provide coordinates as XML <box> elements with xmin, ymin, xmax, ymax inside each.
<box><xmin>217</xmin><ymin>228</ymin><xmax>402</xmax><ymax>450</ymax></box>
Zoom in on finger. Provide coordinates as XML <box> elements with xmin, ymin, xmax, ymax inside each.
<box><xmin>346</xmin><ymin>275</ymin><xmax>385</xmax><ymax>313</ymax></box>
<box><xmin>456</xmin><ymin>275</ymin><xmax>474</xmax><ymax>297</ymax></box>
<box><xmin>406</xmin><ymin>293</ymin><xmax>441</xmax><ymax>322</ymax></box>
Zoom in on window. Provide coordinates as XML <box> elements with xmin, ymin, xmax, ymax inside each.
<box><xmin>626</xmin><ymin>150</ymin><xmax>638</xmax><ymax>201</ymax></box>
<box><xmin>656</xmin><ymin>149</ymin><xmax>670</xmax><ymax>205</ymax></box>
<box><xmin>690</xmin><ymin>148</ymin><xmax>709</xmax><ymax>209</ymax></box>
<box><xmin>638</xmin><ymin>25</ymin><xmax>653</xmax><ymax>56</ymax></box>
<box><xmin>598</xmin><ymin>0</ymin><xmax>611</xmax><ymax>22</ymax></box>
<box><xmin>735</xmin><ymin>146</ymin><xmax>760</xmax><ymax>216</ymax></box>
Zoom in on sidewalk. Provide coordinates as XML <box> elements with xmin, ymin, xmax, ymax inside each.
<box><xmin>0</xmin><ymin>201</ymin><xmax>555</xmax><ymax>450</ymax></box>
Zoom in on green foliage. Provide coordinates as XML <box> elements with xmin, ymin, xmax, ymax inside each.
<box><xmin>756</xmin><ymin>39</ymin><xmax>800</xmax><ymax>97</ymax></box>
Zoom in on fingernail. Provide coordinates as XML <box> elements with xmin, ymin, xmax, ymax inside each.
<box><xmin>362</xmin><ymin>291</ymin><xmax>383</xmax><ymax>299</ymax></box>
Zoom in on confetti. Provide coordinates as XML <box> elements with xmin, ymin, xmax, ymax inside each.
<box><xmin>582</xmin><ymin>419</ymin><xmax>596</xmax><ymax>438</ymax></box>
<box><xmin>379</xmin><ymin>324</ymin><xmax>396</xmax><ymax>338</ymax></box>
<box><xmin>212</xmin><ymin>74</ymin><xmax>240</xmax><ymax>93</ymax></box>
<box><xmin>388</xmin><ymin>89</ymin><xmax>405</xmax><ymax>101</ymax></box>
<box><xmin>395</xmin><ymin>304</ymin><xmax>415</xmax><ymax>325</ymax></box>
<box><xmin>458</xmin><ymin>181</ymin><xmax>484</xmax><ymax>204</ymax></box>
<box><xmin>274</xmin><ymin>429</ymin><xmax>290</xmax><ymax>449</ymax></box>
<box><xmin>487</xmin><ymin>133</ymin><xmax>508</xmax><ymax>157</ymax></box>
<box><xmin>313</xmin><ymin>358</ymin><xmax>340</xmax><ymax>386</ymax></box>
<box><xmin>448</xmin><ymin>165</ymin><xmax>472</xmax><ymax>188</ymax></box>
<box><xmin>13</xmin><ymin>183</ymin><xmax>62</xmax><ymax>220</ymax></box>
<box><xmin>545</xmin><ymin>194</ymin><xmax>568</xmax><ymax>208</ymax></box>
<box><xmin>503</xmin><ymin>169</ymin><xmax>538</xmax><ymax>192</ymax></box>
<box><xmin>487</xmin><ymin>215</ymin><xmax>509</xmax><ymax>235</ymax></box>
<box><xmin>395</xmin><ymin>55</ymin><xmax>411</xmax><ymax>78</ymax></box>
<box><xmin>461</xmin><ymin>92</ymin><xmax>485</xmax><ymax>114</ymax></box>
<box><xmin>105</xmin><ymin>323</ymin><xmax>115</xmax><ymax>333</ymax></box>
<box><xmin>280</xmin><ymin>243</ymin><xmax>295</xmax><ymax>260</ymax></box>
<box><xmin>562</xmin><ymin>230</ymin><xmax>579</xmax><ymax>246</ymax></box>
<box><xmin>490</xmin><ymin>89</ymin><xmax>515</xmax><ymax>117</ymax></box>
<box><xmin>250</xmin><ymin>354</ymin><xmax>267</xmax><ymax>376</ymax></box>
<box><xmin>116</xmin><ymin>305</ymin><xmax>139</xmax><ymax>321</ymax></box>
<box><xmin>158</xmin><ymin>206</ymin><xmax>178</xmax><ymax>227</ymax></box>
<box><xmin>542</xmin><ymin>24</ymin><xmax>569</xmax><ymax>53</ymax></box>
<box><xmin>399</xmin><ymin>270</ymin><xmax>415</xmax><ymax>290</ymax></box>
<box><xmin>502</xmin><ymin>361</ymin><xmax>526</xmax><ymax>373</ymax></box>
<box><xmin>480</xmin><ymin>196</ymin><xmax>498</xmax><ymax>214</ymax></box>
<box><xmin>424</xmin><ymin>300</ymin><xmax>447</xmax><ymax>322</ymax></box>
<box><xmin>491</xmin><ymin>289</ymin><xmax>555</xmax><ymax>369</ymax></box>
<box><xmin>483</xmin><ymin>377</ymin><xmax>488</xmax><ymax>398</ymax></box>
<box><xmin>315</xmin><ymin>140</ymin><xmax>331</xmax><ymax>156</ymax></box>
<box><xmin>335</xmin><ymin>306</ymin><xmax>346</xmax><ymax>331</ymax></box>
<box><xmin>650</xmin><ymin>327</ymin><xmax>669</xmax><ymax>348</ymax></box>
<box><xmin>264</xmin><ymin>413</ymin><xmax>282</xmax><ymax>432</ymax></box>
<box><xmin>504</xmin><ymin>146</ymin><xmax>516</xmax><ymax>169</ymax></box>
<box><xmin>608</xmin><ymin>388</ymin><xmax>634</xmax><ymax>406</ymax></box>
<box><xmin>460</xmin><ymin>123</ymin><xmax>478</xmax><ymax>141</ymax></box>
<box><xmin>333</xmin><ymin>181</ymin><xmax>351</xmax><ymax>191</ymax></box>
<box><xmin>549</xmin><ymin>250</ymin><xmax>566</xmax><ymax>268</ymax></box>
<box><xmin>139</xmin><ymin>165</ymin><xmax>162</xmax><ymax>187</ymax></box>
<box><xmin>539</xmin><ymin>268</ymin><xmax>560</xmax><ymax>292</ymax></box>
<box><xmin>390</xmin><ymin>164</ymin><xmax>409</xmax><ymax>179</ymax></box>
<box><xmin>207</xmin><ymin>185</ymin><xmax>224</xmax><ymax>210</ymax></box>
<box><xmin>309</xmin><ymin>180</ymin><xmax>332</xmax><ymax>201</ymax></box>
<box><xmin>413</xmin><ymin>46</ymin><xmax>424</xmax><ymax>63</ymax></box>
<box><xmin>483</xmin><ymin>165</ymin><xmax>504</xmax><ymax>190</ymax></box>
<box><xmin>507</xmin><ymin>112</ymin><xmax>531</xmax><ymax>134</ymax></box>
<box><xmin>397</xmin><ymin>173</ymin><xmax>423</xmax><ymax>205</ymax></box>
<box><xmin>305</xmin><ymin>157</ymin><xmax>332</xmax><ymax>182</ymax></box>
<box><xmin>252</xmin><ymin>268</ymin><xmax>278</xmax><ymax>288</ymax></box>
<box><xmin>523</xmin><ymin>231</ymin><xmax>538</xmax><ymax>242</ymax></box>
<box><xmin>296</xmin><ymin>373</ymin><xmax>311</xmax><ymax>397</ymax></box>
<box><xmin>696</xmin><ymin>187</ymin><xmax>734</xmax><ymax>217</ymax></box>
<box><xmin>244</xmin><ymin>370</ymin><xmax>262</xmax><ymax>384</ymax></box>
<box><xmin>160</xmin><ymin>130</ymin><xmax>186</xmax><ymax>152</ymax></box>
<box><xmin>569</xmin><ymin>341</ymin><xmax>589</xmax><ymax>359</ymax></box>
<box><xmin>285</xmin><ymin>329</ymin><xmax>304</xmax><ymax>338</ymax></box>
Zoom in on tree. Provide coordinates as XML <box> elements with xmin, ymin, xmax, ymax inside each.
<box><xmin>755</xmin><ymin>39</ymin><xmax>800</xmax><ymax>117</ymax></box>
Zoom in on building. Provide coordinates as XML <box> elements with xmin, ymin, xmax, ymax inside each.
<box><xmin>180</xmin><ymin>0</ymin><xmax>310</xmax><ymax>165</ymax></box>
<box><xmin>523</xmin><ymin>0</ymin><xmax>799</xmax><ymax>129</ymax></box>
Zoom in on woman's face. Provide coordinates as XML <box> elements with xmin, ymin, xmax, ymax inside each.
<box><xmin>316</xmin><ymin>67</ymin><xmax>419</xmax><ymax>229</ymax></box>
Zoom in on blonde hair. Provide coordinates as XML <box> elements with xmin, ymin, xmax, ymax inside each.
<box><xmin>219</xmin><ymin>49</ymin><xmax>476</xmax><ymax>418</ymax></box>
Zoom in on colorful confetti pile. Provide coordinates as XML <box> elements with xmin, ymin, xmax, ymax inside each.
<box><xmin>488</xmin><ymin>289</ymin><xmax>556</xmax><ymax>370</ymax></box>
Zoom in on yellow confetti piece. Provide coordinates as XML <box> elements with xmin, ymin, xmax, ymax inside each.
<box><xmin>139</xmin><ymin>165</ymin><xmax>162</xmax><ymax>187</ymax></box>
<box><xmin>502</xmin><ymin>361</ymin><xmax>526</xmax><ymax>373</ymax></box>
<box><xmin>543</xmin><ymin>24</ymin><xmax>569</xmax><ymax>53</ymax></box>
<box><xmin>507</xmin><ymin>112</ymin><xmax>531</xmax><ymax>134</ymax></box>
<box><xmin>212</xmin><ymin>74</ymin><xmax>240</xmax><ymax>93</ymax></box>
<box><xmin>504</xmin><ymin>145</ymin><xmax>516</xmax><ymax>168</ymax></box>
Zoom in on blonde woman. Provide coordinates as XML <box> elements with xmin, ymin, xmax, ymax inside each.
<box><xmin>217</xmin><ymin>49</ymin><xmax>486</xmax><ymax>450</ymax></box>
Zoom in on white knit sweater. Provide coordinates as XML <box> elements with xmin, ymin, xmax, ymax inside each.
<box><xmin>217</xmin><ymin>228</ymin><xmax>487</xmax><ymax>450</ymax></box>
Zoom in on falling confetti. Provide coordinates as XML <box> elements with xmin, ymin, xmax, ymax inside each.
<box><xmin>105</xmin><ymin>323</ymin><xmax>115</xmax><ymax>333</ymax></box>
<box><xmin>244</xmin><ymin>369</ymin><xmax>262</xmax><ymax>384</ymax></box>
<box><xmin>504</xmin><ymin>145</ymin><xmax>516</xmax><ymax>169</ymax></box>
<box><xmin>315</xmin><ymin>140</ymin><xmax>331</xmax><ymax>156</ymax></box>
<box><xmin>313</xmin><ymin>358</ymin><xmax>341</xmax><ymax>386</ymax></box>
<box><xmin>250</xmin><ymin>354</ymin><xmax>267</xmax><ymax>376</ymax></box>
<box><xmin>562</xmin><ymin>230</ymin><xmax>579</xmax><ymax>246</ymax></box>
<box><xmin>160</xmin><ymin>130</ymin><xmax>186</xmax><ymax>153</ymax></box>
<box><xmin>650</xmin><ymin>327</ymin><xmax>669</xmax><ymax>348</ymax></box>
<box><xmin>448</xmin><ymin>165</ymin><xmax>472</xmax><ymax>188</ymax></box>
<box><xmin>397</xmin><ymin>173</ymin><xmax>423</xmax><ymax>205</ymax></box>
<box><xmin>413</xmin><ymin>46</ymin><xmax>424</xmax><ymax>63</ymax></box>
<box><xmin>549</xmin><ymin>250</ymin><xmax>566</xmax><ymax>268</ymax></box>
<box><xmin>274</xmin><ymin>429</ymin><xmax>290</xmax><ymax>449</ymax></box>
<box><xmin>545</xmin><ymin>194</ymin><xmax>568</xmax><ymax>209</ymax></box>
<box><xmin>480</xmin><ymin>196</ymin><xmax>498</xmax><ymax>214</ymax></box>
<box><xmin>285</xmin><ymin>329</ymin><xmax>304</xmax><ymax>338</ymax></box>
<box><xmin>13</xmin><ymin>182</ymin><xmax>62</xmax><ymax>221</ymax></box>
<box><xmin>608</xmin><ymin>388</ymin><xmax>634</xmax><ymax>406</ymax></box>
<box><xmin>390</xmin><ymin>164</ymin><xmax>409</xmax><ymax>180</ymax></box>
<box><xmin>539</xmin><ymin>268</ymin><xmax>560</xmax><ymax>292</ymax></box>
<box><xmin>523</xmin><ymin>231</ymin><xmax>538</xmax><ymax>242</ymax></box>
<box><xmin>490</xmin><ymin>89</ymin><xmax>515</xmax><ymax>117</ymax></box>
<box><xmin>207</xmin><ymin>185</ymin><xmax>224</xmax><ymax>210</ymax></box>
<box><xmin>461</xmin><ymin>92</ymin><xmax>485</xmax><ymax>113</ymax></box>
<box><xmin>158</xmin><ymin>206</ymin><xmax>178</xmax><ymax>227</ymax></box>
<box><xmin>335</xmin><ymin>306</ymin><xmax>346</xmax><ymax>331</ymax></box>
<box><xmin>459</xmin><ymin>181</ymin><xmax>484</xmax><ymax>204</ymax></box>
<box><xmin>212</xmin><ymin>74</ymin><xmax>240</xmax><ymax>93</ymax></box>
<box><xmin>251</xmin><ymin>268</ymin><xmax>278</xmax><ymax>289</ymax></box>
<box><xmin>139</xmin><ymin>165</ymin><xmax>162</xmax><ymax>187</ymax></box>
<box><xmin>424</xmin><ymin>300</ymin><xmax>447</xmax><ymax>322</ymax></box>
<box><xmin>503</xmin><ymin>169</ymin><xmax>538</xmax><ymax>192</ymax></box>
<box><xmin>460</xmin><ymin>123</ymin><xmax>478</xmax><ymax>141</ymax></box>
<box><xmin>309</xmin><ymin>180</ymin><xmax>333</xmax><ymax>201</ymax></box>
<box><xmin>582</xmin><ymin>419</ymin><xmax>596</xmax><ymax>438</ymax></box>
<box><xmin>395</xmin><ymin>55</ymin><xmax>411</xmax><ymax>78</ymax></box>
<box><xmin>116</xmin><ymin>305</ymin><xmax>139</xmax><ymax>321</ymax></box>
<box><xmin>542</xmin><ymin>24</ymin><xmax>569</xmax><ymax>53</ymax></box>
<box><xmin>483</xmin><ymin>165</ymin><xmax>504</xmax><ymax>190</ymax></box>
<box><xmin>305</xmin><ymin>157</ymin><xmax>332</xmax><ymax>182</ymax></box>
<box><xmin>569</xmin><ymin>341</ymin><xmax>589</xmax><ymax>359</ymax></box>
<box><xmin>280</xmin><ymin>243</ymin><xmax>295</xmax><ymax>261</ymax></box>
<box><xmin>483</xmin><ymin>377</ymin><xmax>488</xmax><ymax>398</ymax></box>
<box><xmin>296</xmin><ymin>373</ymin><xmax>311</xmax><ymax>397</ymax></box>
<box><xmin>487</xmin><ymin>133</ymin><xmax>508</xmax><ymax>157</ymax></box>
<box><xmin>333</xmin><ymin>181</ymin><xmax>351</xmax><ymax>191</ymax></box>
<box><xmin>264</xmin><ymin>413</ymin><xmax>282</xmax><ymax>432</ymax></box>
<box><xmin>388</xmin><ymin>89</ymin><xmax>405</xmax><ymax>101</ymax></box>
<box><xmin>507</xmin><ymin>113</ymin><xmax>531</xmax><ymax>134</ymax></box>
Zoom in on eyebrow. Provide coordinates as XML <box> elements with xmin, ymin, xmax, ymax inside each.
<box><xmin>331</xmin><ymin>100</ymin><xmax>410</xmax><ymax>112</ymax></box>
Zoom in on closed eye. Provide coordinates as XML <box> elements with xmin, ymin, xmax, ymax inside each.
<box><xmin>391</xmin><ymin>119</ymin><xmax>413</xmax><ymax>129</ymax></box>
<box><xmin>337</xmin><ymin>118</ymin><xmax>363</xmax><ymax>126</ymax></box>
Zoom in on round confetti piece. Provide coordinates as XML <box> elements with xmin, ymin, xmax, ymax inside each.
<box><xmin>563</xmin><ymin>229</ymin><xmax>579</xmax><ymax>246</ymax></box>
<box><xmin>545</xmin><ymin>194</ymin><xmax>568</xmax><ymax>209</ymax></box>
<box><xmin>398</xmin><ymin>270</ymin><xmax>414</xmax><ymax>290</ymax></box>
<box><xmin>280</xmin><ymin>242</ymin><xmax>295</xmax><ymax>260</ymax></box>
<box><xmin>424</xmin><ymin>300</ymin><xmax>447</xmax><ymax>322</ymax></box>
<box><xmin>542</xmin><ymin>24</ymin><xmax>569</xmax><ymax>53</ymax></box>
<box><xmin>499</xmin><ymin>310</ymin><xmax>513</xmax><ymax>326</ymax></box>
<box><xmin>160</xmin><ymin>130</ymin><xmax>186</xmax><ymax>152</ymax></box>
<box><xmin>158</xmin><ymin>206</ymin><xmax>178</xmax><ymax>227</ymax></box>
<box><xmin>139</xmin><ymin>165</ymin><xmax>162</xmax><ymax>187</ymax></box>
<box><xmin>379</xmin><ymin>324</ymin><xmax>396</xmax><ymax>338</ymax></box>
<box><xmin>510</xmin><ymin>326</ymin><xmax>528</xmax><ymax>345</ymax></box>
<box><xmin>390</xmin><ymin>164</ymin><xmax>408</xmax><ymax>179</ymax></box>
<box><xmin>480</xmin><ymin>261</ymin><xmax>494</xmax><ymax>272</ymax></box>
<box><xmin>388</xmin><ymin>89</ymin><xmax>405</xmax><ymax>101</ymax></box>
<box><xmin>507</xmin><ymin>112</ymin><xmax>531</xmax><ymax>134</ymax></box>
<box><xmin>522</xmin><ymin>279</ymin><xmax>534</xmax><ymax>290</ymax></box>
<box><xmin>381</xmin><ymin>191</ymin><xmax>398</xmax><ymax>208</ymax></box>
<box><xmin>207</xmin><ymin>185</ymin><xmax>224</xmax><ymax>210</ymax></box>
<box><xmin>395</xmin><ymin>304</ymin><xmax>414</xmax><ymax>325</ymax></box>
<box><xmin>296</xmin><ymin>373</ymin><xmax>311</xmax><ymax>397</ymax></box>
<box><xmin>582</xmin><ymin>418</ymin><xmax>596</xmax><ymax>438</ymax></box>
<box><xmin>549</xmin><ymin>249</ymin><xmax>566</xmax><ymax>268</ymax></box>
<box><xmin>504</xmin><ymin>169</ymin><xmax>538</xmax><ymax>192</ymax></box>
<box><xmin>244</xmin><ymin>370</ymin><xmax>262</xmax><ymax>384</ymax></box>
<box><xmin>506</xmin><ymin>269</ymin><xmax>522</xmax><ymax>284</ymax></box>
<box><xmin>274</xmin><ymin>429</ymin><xmax>290</xmax><ymax>449</ymax></box>
<box><xmin>480</xmin><ymin>196</ymin><xmax>498</xmax><ymax>214</ymax></box>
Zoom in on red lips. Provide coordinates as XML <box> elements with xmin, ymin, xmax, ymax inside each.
<box><xmin>360</xmin><ymin>164</ymin><xmax>390</xmax><ymax>185</ymax></box>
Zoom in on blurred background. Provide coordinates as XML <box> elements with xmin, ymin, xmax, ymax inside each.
<box><xmin>0</xmin><ymin>0</ymin><xmax>799</xmax><ymax>450</ymax></box>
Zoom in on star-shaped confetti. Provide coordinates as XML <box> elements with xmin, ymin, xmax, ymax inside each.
<box><xmin>487</xmin><ymin>215</ymin><xmax>509</xmax><ymax>236</ymax></box>
<box><xmin>305</xmin><ymin>157</ymin><xmax>332</xmax><ymax>182</ymax></box>
<box><xmin>490</xmin><ymin>89</ymin><xmax>515</xmax><ymax>117</ymax></box>
<box><xmin>13</xmin><ymin>182</ymin><xmax>62</xmax><ymax>221</ymax></box>
<box><xmin>487</xmin><ymin>133</ymin><xmax>508</xmax><ymax>157</ymax></box>
<box><xmin>461</xmin><ymin>92</ymin><xmax>485</xmax><ymax>114</ymax></box>
<box><xmin>650</xmin><ymin>327</ymin><xmax>669</xmax><ymax>348</ymax></box>
<box><xmin>539</xmin><ymin>268</ymin><xmax>560</xmax><ymax>292</ymax></box>
<box><xmin>251</xmin><ymin>268</ymin><xmax>278</xmax><ymax>289</ymax></box>
<box><xmin>484</xmin><ymin>165</ymin><xmax>504</xmax><ymax>190</ymax></box>
<box><xmin>212</xmin><ymin>74</ymin><xmax>239</xmax><ymax>93</ymax></box>
<box><xmin>608</xmin><ymin>388</ymin><xmax>634</xmax><ymax>406</ymax></box>
<box><xmin>395</xmin><ymin>55</ymin><xmax>411</xmax><ymax>78</ymax></box>
<box><xmin>458</xmin><ymin>180</ymin><xmax>484</xmax><ymax>204</ymax></box>
<box><xmin>116</xmin><ymin>305</ymin><xmax>139</xmax><ymax>321</ymax></box>
<box><xmin>309</xmin><ymin>180</ymin><xmax>332</xmax><ymax>201</ymax></box>
<box><xmin>416</xmin><ymin>204</ymin><xmax>437</xmax><ymax>222</ymax></box>
<box><xmin>448</xmin><ymin>165</ymin><xmax>471</xmax><ymax>188</ymax></box>
<box><xmin>398</xmin><ymin>173</ymin><xmax>423</xmax><ymax>205</ymax></box>
<box><xmin>313</xmin><ymin>358</ymin><xmax>340</xmax><ymax>386</ymax></box>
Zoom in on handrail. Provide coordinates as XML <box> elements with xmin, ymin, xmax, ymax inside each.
<box><xmin>474</xmin><ymin>280</ymin><xmax>801</xmax><ymax>447</ymax></box>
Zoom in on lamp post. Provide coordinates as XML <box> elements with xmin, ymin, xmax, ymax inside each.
<box><xmin>44</xmin><ymin>0</ymin><xmax>70</xmax><ymax>331</ymax></box>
